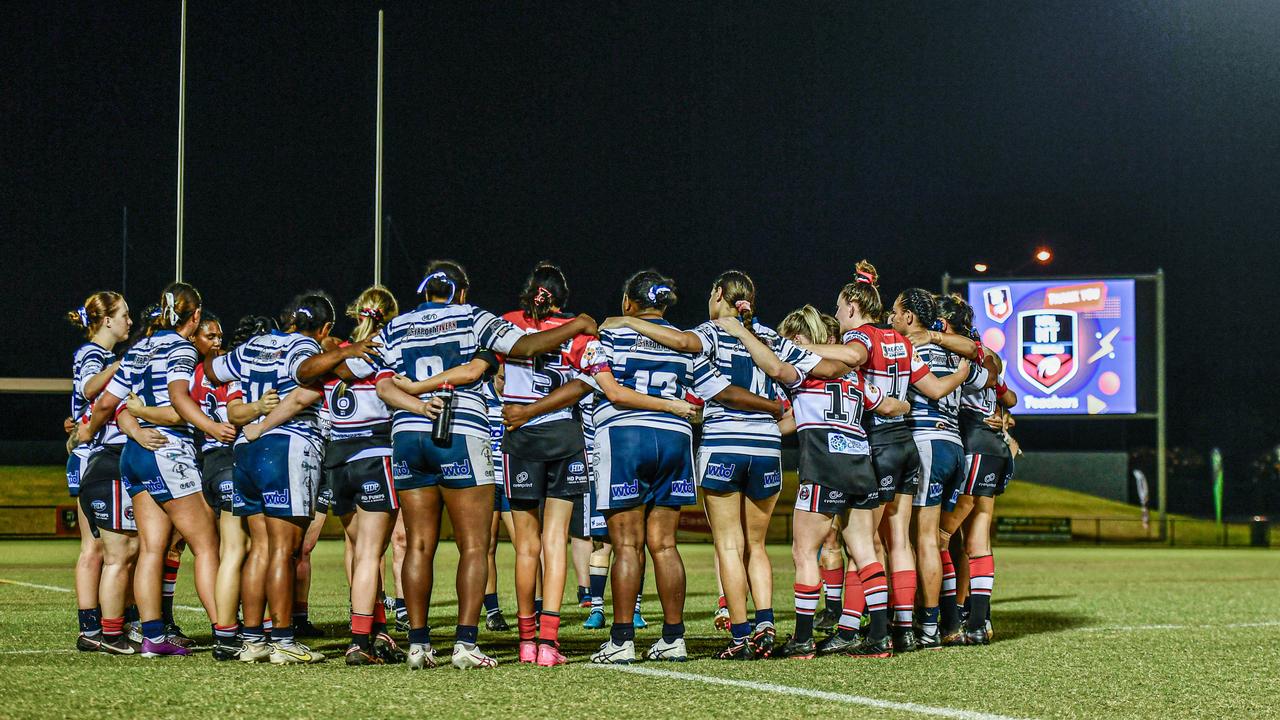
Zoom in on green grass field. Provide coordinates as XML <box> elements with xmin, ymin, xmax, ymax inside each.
<box><xmin>1</xmin><ymin>540</ymin><xmax>1278</xmax><ymax>719</ymax></box>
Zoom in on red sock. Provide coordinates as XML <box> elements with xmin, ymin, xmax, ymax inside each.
<box><xmin>351</xmin><ymin>613</ymin><xmax>373</xmax><ymax>636</ymax></box>
<box><xmin>373</xmin><ymin>602</ymin><xmax>387</xmax><ymax>624</ymax></box>
<box><xmin>538</xmin><ymin>612</ymin><xmax>561</xmax><ymax>644</ymax></box>
<box><xmin>820</xmin><ymin>566</ymin><xmax>843</xmax><ymax>604</ymax></box>
<box><xmin>940</xmin><ymin>550</ymin><xmax>957</xmax><ymax>598</ymax></box>
<box><xmin>969</xmin><ymin>555</ymin><xmax>995</xmax><ymax>596</ymax></box>
<box><xmin>717</xmin><ymin>594</ymin><xmax>727</xmax><ymax>610</ymax></box>
<box><xmin>857</xmin><ymin>562</ymin><xmax>889</xmax><ymax>613</ymax></box>
<box><xmin>890</xmin><ymin>570</ymin><xmax>917</xmax><ymax>628</ymax></box>
<box><xmin>517</xmin><ymin>615</ymin><xmax>536</xmax><ymax>642</ymax></box>
<box><xmin>101</xmin><ymin>616</ymin><xmax>124</xmax><ymax>637</ymax></box>
<box><xmin>836</xmin><ymin>570</ymin><xmax>864</xmax><ymax>633</ymax></box>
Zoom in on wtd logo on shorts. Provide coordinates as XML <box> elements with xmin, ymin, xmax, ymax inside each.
<box><xmin>441</xmin><ymin>460</ymin><xmax>472</xmax><ymax>480</ymax></box>
<box><xmin>705</xmin><ymin>462</ymin><xmax>736</xmax><ymax>480</ymax></box>
<box><xmin>362</xmin><ymin>481</ymin><xmax>381</xmax><ymax>494</ymax></box>
<box><xmin>263</xmin><ymin>489</ymin><xmax>291</xmax><ymax>507</ymax></box>
<box><xmin>762</xmin><ymin>471</ymin><xmax>781</xmax><ymax>488</ymax></box>
<box><xmin>827</xmin><ymin>434</ymin><xmax>869</xmax><ymax>456</ymax></box>
<box><xmin>928</xmin><ymin>482</ymin><xmax>943</xmax><ymax>501</ymax></box>
<box><xmin>670</xmin><ymin>478</ymin><xmax>694</xmax><ymax>496</ymax></box>
<box><xmin>611</xmin><ymin>480</ymin><xmax>639</xmax><ymax>500</ymax></box>
<box><xmin>144</xmin><ymin>476</ymin><xmax>167</xmax><ymax>494</ymax></box>
<box><xmin>392</xmin><ymin>460</ymin><xmax>411</xmax><ymax>480</ymax></box>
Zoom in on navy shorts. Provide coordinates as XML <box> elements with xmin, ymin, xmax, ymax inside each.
<box><xmin>233</xmin><ymin>433</ymin><xmax>323</xmax><ymax>519</ymax></box>
<box><xmin>494</xmin><ymin>482</ymin><xmax>511</xmax><ymax>513</ymax></box>
<box><xmin>121</xmin><ymin>437</ymin><xmax>203</xmax><ymax>504</ymax></box>
<box><xmin>67</xmin><ymin>447</ymin><xmax>92</xmax><ymax>497</ymax></box>
<box><xmin>593</xmin><ymin>425</ymin><xmax>695</xmax><ymax>511</ymax></box>
<box><xmin>913</xmin><ymin>439</ymin><xmax>966</xmax><ymax>511</ymax></box>
<box><xmin>391</xmin><ymin>431</ymin><xmax>495</xmax><ymax>492</ymax></box>
<box><xmin>696</xmin><ymin>448</ymin><xmax>783</xmax><ymax>500</ymax></box>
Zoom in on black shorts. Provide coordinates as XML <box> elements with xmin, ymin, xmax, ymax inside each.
<box><xmin>326</xmin><ymin>455</ymin><xmax>398</xmax><ymax>516</ymax></box>
<box><xmin>569</xmin><ymin>491</ymin><xmax>591</xmax><ymax>539</ymax></box>
<box><xmin>315</xmin><ymin>467</ymin><xmax>335</xmax><ymax>515</ymax></box>
<box><xmin>200</xmin><ymin>446</ymin><xmax>236</xmax><ymax>513</ymax></box>
<box><xmin>870</xmin><ymin>438</ymin><xmax>922</xmax><ymax>504</ymax></box>
<box><xmin>962</xmin><ymin>428</ymin><xmax>1013</xmax><ymax>500</ymax></box>
<box><xmin>793</xmin><ymin>482</ymin><xmax>879</xmax><ymax>514</ymax></box>
<box><xmin>797</xmin><ymin>431</ymin><xmax>878</xmax><ymax>497</ymax></box>
<box><xmin>79</xmin><ymin>445</ymin><xmax>134</xmax><ymax>537</ymax></box>
<box><xmin>501</xmin><ymin>449</ymin><xmax>590</xmax><ymax>502</ymax></box>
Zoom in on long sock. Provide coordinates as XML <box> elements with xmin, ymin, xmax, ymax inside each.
<box><xmin>859</xmin><ymin>562</ymin><xmax>890</xmax><ymax>642</ymax></box>
<box><xmin>212</xmin><ymin>623</ymin><xmax>238</xmax><ymax>642</ymax></box>
<box><xmin>456</xmin><ymin>624</ymin><xmax>478</xmax><ymax>646</ymax></box>
<box><xmin>836</xmin><ymin>570</ymin><xmax>864</xmax><ymax>641</ymax></box>
<box><xmin>589</xmin><ymin>566</ymin><xmax>608</xmax><ymax>612</ymax></box>
<box><xmin>717</xmin><ymin>594</ymin><xmax>727</xmax><ymax>611</ymax></box>
<box><xmin>292</xmin><ymin>602</ymin><xmax>309</xmax><ymax>628</ymax></box>
<box><xmin>394</xmin><ymin>598</ymin><xmax>407</xmax><ymax>625</ymax></box>
<box><xmin>635</xmin><ymin>574</ymin><xmax>644</xmax><ymax>613</ymax></box>
<box><xmin>939</xmin><ymin>550</ymin><xmax>959</xmax><ymax>632</ymax></box>
<box><xmin>754</xmin><ymin>607</ymin><xmax>775</xmax><ymax>628</ymax></box>
<box><xmin>407</xmin><ymin>627</ymin><xmax>430</xmax><ymax>645</ymax></box>
<box><xmin>78</xmin><ymin>608</ymin><xmax>102</xmax><ymax>637</ymax></box>
<box><xmin>793</xmin><ymin>583</ymin><xmax>821</xmax><ymax>643</ymax></box>
<box><xmin>890</xmin><ymin>570</ymin><xmax>917</xmax><ymax>628</ymax></box>
<box><xmin>242</xmin><ymin>625</ymin><xmax>265</xmax><ymax>643</ymax></box>
<box><xmin>161</xmin><ymin>555</ymin><xmax>181</xmax><ymax>625</ymax></box>
<box><xmin>577</xmin><ymin>586</ymin><xmax>590</xmax><ymax>605</ymax></box>
<box><xmin>124</xmin><ymin>605</ymin><xmax>139</xmax><ymax>624</ymax></box>
<box><xmin>661</xmin><ymin>622</ymin><xmax>684</xmax><ymax>644</ymax></box>
<box><xmin>101</xmin><ymin>616</ymin><xmax>124</xmax><ymax>641</ymax></box>
<box><xmin>273</xmin><ymin>624</ymin><xmax>295</xmax><ymax>647</ymax></box>
<box><xmin>967</xmin><ymin>555</ymin><xmax>995</xmax><ymax>632</ymax></box>
<box><xmin>534</xmin><ymin>597</ymin><xmax>543</xmax><ymax>616</ymax></box>
<box><xmin>372</xmin><ymin>601</ymin><xmax>388</xmax><ymax>636</ymax></box>
<box><xmin>483</xmin><ymin>593</ymin><xmax>500</xmax><ymax>617</ymax></box>
<box><xmin>517</xmin><ymin>615</ymin><xmax>536</xmax><ymax>643</ymax></box>
<box><xmin>921</xmin><ymin>606</ymin><xmax>940</xmax><ymax>638</ymax></box>
<box><xmin>262</xmin><ymin>616</ymin><xmax>274</xmax><ymax>640</ymax></box>
<box><xmin>351</xmin><ymin>612</ymin><xmax>373</xmax><ymax>650</ymax></box>
<box><xmin>538</xmin><ymin>611</ymin><xmax>561</xmax><ymax>645</ymax></box>
<box><xmin>821</xmin><ymin>566</ymin><xmax>843</xmax><ymax>614</ymax></box>
<box><xmin>729</xmin><ymin>621</ymin><xmax>750</xmax><ymax>646</ymax></box>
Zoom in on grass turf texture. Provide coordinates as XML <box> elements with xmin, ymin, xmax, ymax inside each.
<box><xmin>1</xmin><ymin>541</ymin><xmax>1278</xmax><ymax>719</ymax></box>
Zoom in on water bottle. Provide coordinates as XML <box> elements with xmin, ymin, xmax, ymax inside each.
<box><xmin>431</xmin><ymin>384</ymin><xmax>455</xmax><ymax>448</ymax></box>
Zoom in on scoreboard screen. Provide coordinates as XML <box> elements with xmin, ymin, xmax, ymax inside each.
<box><xmin>967</xmin><ymin>279</ymin><xmax>1137</xmax><ymax>415</ymax></box>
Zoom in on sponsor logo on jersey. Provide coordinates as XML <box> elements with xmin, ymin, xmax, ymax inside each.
<box><xmin>440</xmin><ymin>460</ymin><xmax>473</xmax><ymax>480</ymax></box>
<box><xmin>263</xmin><ymin>489</ymin><xmax>291</xmax><ymax>507</ymax></box>
<box><xmin>882</xmin><ymin>342</ymin><xmax>907</xmax><ymax>360</ymax></box>
<box><xmin>827</xmin><ymin>433</ymin><xmax>870</xmax><ymax>456</ymax></box>
<box><xmin>762</xmin><ymin>471</ymin><xmax>781</xmax><ymax>488</ymax></box>
<box><xmin>1018</xmin><ymin>309</ymin><xmax>1078</xmax><ymax>394</ymax></box>
<box><xmin>392</xmin><ymin>460</ymin><xmax>410</xmax><ymax>480</ymax></box>
<box><xmin>611</xmin><ymin>480</ymin><xmax>639</xmax><ymax>500</ymax></box>
<box><xmin>670</xmin><ymin>478</ymin><xmax>694</xmax><ymax>496</ymax></box>
<box><xmin>91</xmin><ymin>499</ymin><xmax>107</xmax><ymax>511</ymax></box>
<box><xmin>362</xmin><ymin>481</ymin><xmax>381</xmax><ymax>494</ymax></box>
<box><xmin>331</xmin><ymin>385</ymin><xmax>358</xmax><ymax>419</ymax></box>
<box><xmin>705</xmin><ymin>462</ymin><xmax>736</xmax><ymax>480</ymax></box>
<box><xmin>983</xmin><ymin>285</ymin><xmax>1013</xmax><ymax>323</ymax></box>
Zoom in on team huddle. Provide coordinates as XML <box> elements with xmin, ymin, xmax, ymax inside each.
<box><xmin>63</xmin><ymin>258</ymin><xmax>1021</xmax><ymax>667</ymax></box>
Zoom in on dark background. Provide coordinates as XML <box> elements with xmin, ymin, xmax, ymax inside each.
<box><xmin>4</xmin><ymin>2</ymin><xmax>1278</xmax><ymax>511</ymax></box>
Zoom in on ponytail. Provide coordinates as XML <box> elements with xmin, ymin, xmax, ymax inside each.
<box><xmin>150</xmin><ymin>283</ymin><xmax>201</xmax><ymax>336</ymax></box>
<box><xmin>518</xmin><ymin>262</ymin><xmax>569</xmax><ymax>322</ymax></box>
<box><xmin>346</xmin><ymin>285</ymin><xmax>398</xmax><ymax>342</ymax></box>
<box><xmin>66</xmin><ymin>291</ymin><xmax>124</xmax><ymax>339</ymax></box>
<box><xmin>838</xmin><ymin>259</ymin><xmax>884</xmax><ymax>323</ymax></box>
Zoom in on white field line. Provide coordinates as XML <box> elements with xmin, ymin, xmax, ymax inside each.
<box><xmin>1073</xmin><ymin>620</ymin><xmax>1280</xmax><ymax>632</ymax></box>
<box><xmin>0</xmin><ymin>578</ymin><xmax>203</xmax><ymax>613</ymax></box>
<box><xmin>591</xmin><ymin>664</ymin><xmax>1029</xmax><ymax>720</ymax></box>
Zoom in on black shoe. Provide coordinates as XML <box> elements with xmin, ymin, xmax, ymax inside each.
<box><xmin>816</xmin><ymin>631</ymin><xmax>861</xmax><ymax>656</ymax></box>
<box><xmin>76</xmin><ymin>633</ymin><xmax>102</xmax><ymax>652</ymax></box>
<box><xmin>813</xmin><ymin>607</ymin><xmax>839</xmax><ymax>634</ymax></box>
<box><xmin>164</xmin><ymin>624</ymin><xmax>194</xmax><ymax>649</ymax></box>
<box><xmin>345</xmin><ymin>643</ymin><xmax>384</xmax><ymax>666</ymax></box>
<box><xmin>485</xmin><ymin>611</ymin><xmax>510</xmax><ymax>632</ymax></box>
<box><xmin>891</xmin><ymin>627</ymin><xmax>919</xmax><ymax>653</ymax></box>
<box><xmin>98</xmin><ymin>634</ymin><xmax>139</xmax><ymax>655</ymax></box>
<box><xmin>916</xmin><ymin>627</ymin><xmax>942</xmax><ymax>650</ymax></box>
<box><xmin>373</xmin><ymin>633</ymin><xmax>406</xmax><ymax>663</ymax></box>
<box><xmin>941</xmin><ymin>628</ymin><xmax>967</xmax><ymax>647</ymax></box>
<box><xmin>714</xmin><ymin>639</ymin><xmax>754</xmax><ymax>660</ymax></box>
<box><xmin>963</xmin><ymin>626</ymin><xmax>990</xmax><ymax>646</ymax></box>
<box><xmin>212</xmin><ymin>639</ymin><xmax>242</xmax><ymax>661</ymax></box>
<box><xmin>847</xmin><ymin>635</ymin><xmax>893</xmax><ymax>658</ymax></box>
<box><xmin>772</xmin><ymin>635</ymin><xmax>816</xmax><ymax>660</ymax></box>
<box><xmin>750</xmin><ymin>624</ymin><xmax>776</xmax><ymax>659</ymax></box>
<box><xmin>293</xmin><ymin>619</ymin><xmax>325</xmax><ymax>638</ymax></box>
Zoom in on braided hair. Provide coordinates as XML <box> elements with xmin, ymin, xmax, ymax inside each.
<box><xmin>519</xmin><ymin>262</ymin><xmax>569</xmax><ymax>322</ymax></box>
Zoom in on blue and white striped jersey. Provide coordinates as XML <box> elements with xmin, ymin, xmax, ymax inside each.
<box><xmin>588</xmin><ymin>319</ymin><xmax>731</xmax><ymax>437</ymax></box>
<box><xmin>210</xmin><ymin>330</ymin><xmax>323</xmax><ymax>442</ymax></box>
<box><xmin>106</xmin><ymin>331</ymin><xmax>199</xmax><ymax>441</ymax></box>
<box><xmin>72</xmin><ymin>342</ymin><xmax>124</xmax><ymax>447</ymax></box>
<box><xmin>690</xmin><ymin>320</ymin><xmax>818</xmax><ymax>453</ymax></box>
<box><xmin>906</xmin><ymin>343</ymin><xmax>988</xmax><ymax>444</ymax></box>
<box><xmin>483</xmin><ymin>381</ymin><xmax>505</xmax><ymax>478</ymax></box>
<box><xmin>349</xmin><ymin>302</ymin><xmax>524</xmax><ymax>439</ymax></box>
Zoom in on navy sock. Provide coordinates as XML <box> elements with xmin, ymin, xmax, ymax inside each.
<box><xmin>124</xmin><ymin>605</ymin><xmax>139</xmax><ymax>624</ymax></box>
<box><xmin>662</xmin><ymin>622</ymin><xmax>684</xmax><ymax>644</ymax></box>
<box><xmin>141</xmin><ymin>619</ymin><xmax>166</xmax><ymax>643</ymax></box>
<box><xmin>394</xmin><ymin>598</ymin><xmax>407</xmax><ymax>619</ymax></box>
<box><xmin>589</xmin><ymin>572</ymin><xmax>608</xmax><ymax>605</ymax></box>
<box><xmin>78</xmin><ymin>608</ymin><xmax>102</xmax><ymax>635</ymax></box>
<box><xmin>730</xmin><ymin>621</ymin><xmax>750</xmax><ymax>644</ymax></box>
<box><xmin>161</xmin><ymin>596</ymin><xmax>175</xmax><ymax>626</ymax></box>
<box><xmin>755</xmin><ymin>608</ymin><xmax>775</xmax><ymax>627</ymax></box>
<box><xmin>408</xmin><ymin>627</ymin><xmax>431</xmax><ymax>645</ymax></box>
<box><xmin>534</xmin><ymin>597</ymin><xmax>543</xmax><ymax>615</ymax></box>
<box><xmin>242</xmin><ymin>625</ymin><xmax>265</xmax><ymax>643</ymax></box>
<box><xmin>610</xmin><ymin>622</ymin><xmax>635</xmax><ymax>645</ymax></box>
<box><xmin>483</xmin><ymin>593</ymin><xmax>500</xmax><ymax>615</ymax></box>
<box><xmin>273</xmin><ymin>625</ymin><xmax>295</xmax><ymax>646</ymax></box>
<box><xmin>292</xmin><ymin>610</ymin><xmax>309</xmax><ymax>626</ymax></box>
<box><xmin>940</xmin><ymin>595</ymin><xmax>959</xmax><ymax>633</ymax></box>
<box><xmin>456</xmin><ymin>624</ymin><xmax>478</xmax><ymax>646</ymax></box>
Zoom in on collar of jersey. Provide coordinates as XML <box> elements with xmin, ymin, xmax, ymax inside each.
<box><xmin>639</xmin><ymin>317</ymin><xmax>671</xmax><ymax>327</ymax></box>
<box><xmin>417</xmin><ymin>301</ymin><xmax>451</xmax><ymax>311</ymax></box>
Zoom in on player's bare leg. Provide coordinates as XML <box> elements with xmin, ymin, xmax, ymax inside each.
<box><xmin>781</xmin><ymin>509</ymin><xmax>834</xmax><ymax>658</ymax></box>
<box><xmin>881</xmin><ymin>492</ymin><xmax>918</xmax><ymax>650</ymax></box>
<box><xmin>743</xmin><ymin>492</ymin><xmax>779</xmax><ymax>656</ymax></box>
<box><xmin>441</xmin><ymin>484</ymin><xmax>496</xmax><ymax>667</ymax></box>
<box><xmin>914</xmin><ymin>504</ymin><xmax>943</xmax><ymax>647</ymax></box>
<box><xmin>73</xmin><ymin>503</ymin><xmax>104</xmax><ymax>650</ymax></box>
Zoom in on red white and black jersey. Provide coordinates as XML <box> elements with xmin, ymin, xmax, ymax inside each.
<box><xmin>790</xmin><ymin>371</ymin><xmax>883</xmax><ymax>456</ymax></box>
<box><xmin>843</xmin><ymin>324</ymin><xmax>929</xmax><ymax>443</ymax></box>
<box><xmin>191</xmin><ymin>362</ymin><xmax>239</xmax><ymax>452</ymax></box>
<box><xmin>499</xmin><ymin>311</ymin><xmax>595</xmax><ymax>460</ymax></box>
<box><xmin>323</xmin><ymin>341</ymin><xmax>392</xmax><ymax>464</ymax></box>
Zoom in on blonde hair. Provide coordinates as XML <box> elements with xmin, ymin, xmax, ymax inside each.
<box><xmin>346</xmin><ymin>285</ymin><xmax>398</xmax><ymax>342</ymax></box>
<box><xmin>838</xmin><ymin>259</ymin><xmax>884</xmax><ymax>323</ymax></box>
<box><xmin>66</xmin><ymin>291</ymin><xmax>124</xmax><ymax>339</ymax></box>
<box><xmin>778</xmin><ymin>305</ymin><xmax>832</xmax><ymax>344</ymax></box>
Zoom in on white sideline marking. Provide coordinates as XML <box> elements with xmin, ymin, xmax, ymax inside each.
<box><xmin>0</xmin><ymin>578</ymin><xmax>204</xmax><ymax>613</ymax></box>
<box><xmin>591</xmin><ymin>664</ymin><xmax>1029</xmax><ymax>720</ymax></box>
<box><xmin>0</xmin><ymin>649</ymin><xmax>74</xmax><ymax>655</ymax></box>
<box><xmin>1075</xmin><ymin>620</ymin><xmax>1280</xmax><ymax>632</ymax></box>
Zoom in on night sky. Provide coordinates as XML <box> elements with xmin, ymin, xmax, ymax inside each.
<box><xmin>5</xmin><ymin>2</ymin><xmax>1279</xmax><ymax>464</ymax></box>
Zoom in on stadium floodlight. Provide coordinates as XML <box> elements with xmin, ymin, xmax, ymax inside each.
<box><xmin>973</xmin><ymin>262</ymin><xmax>990</xmax><ymax>273</ymax></box>
<box><xmin>1035</xmin><ymin>247</ymin><xmax>1053</xmax><ymax>264</ymax></box>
